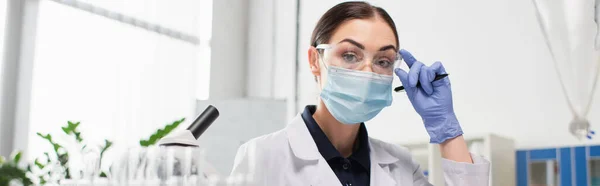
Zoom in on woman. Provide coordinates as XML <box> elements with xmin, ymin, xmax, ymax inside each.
<box><xmin>231</xmin><ymin>2</ymin><xmax>489</xmax><ymax>185</ymax></box>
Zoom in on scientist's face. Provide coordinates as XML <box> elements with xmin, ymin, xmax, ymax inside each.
<box><xmin>309</xmin><ymin>16</ymin><xmax>398</xmax><ymax>87</ymax></box>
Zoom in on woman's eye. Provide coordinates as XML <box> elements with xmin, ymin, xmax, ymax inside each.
<box><xmin>341</xmin><ymin>53</ymin><xmax>359</xmax><ymax>63</ymax></box>
<box><xmin>376</xmin><ymin>59</ymin><xmax>392</xmax><ymax>68</ymax></box>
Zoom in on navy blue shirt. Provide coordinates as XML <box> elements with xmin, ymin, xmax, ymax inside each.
<box><xmin>301</xmin><ymin>105</ymin><xmax>370</xmax><ymax>186</ymax></box>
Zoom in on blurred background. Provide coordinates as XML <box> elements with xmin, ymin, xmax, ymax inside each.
<box><xmin>0</xmin><ymin>0</ymin><xmax>598</xmax><ymax>185</ymax></box>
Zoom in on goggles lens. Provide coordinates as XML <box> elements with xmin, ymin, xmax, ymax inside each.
<box><xmin>317</xmin><ymin>43</ymin><xmax>402</xmax><ymax>75</ymax></box>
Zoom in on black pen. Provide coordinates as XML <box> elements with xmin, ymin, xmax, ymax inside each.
<box><xmin>394</xmin><ymin>74</ymin><xmax>449</xmax><ymax>92</ymax></box>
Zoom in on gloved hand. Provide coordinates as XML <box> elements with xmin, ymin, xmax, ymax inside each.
<box><xmin>394</xmin><ymin>49</ymin><xmax>463</xmax><ymax>144</ymax></box>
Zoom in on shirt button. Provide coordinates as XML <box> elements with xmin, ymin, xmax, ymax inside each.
<box><xmin>342</xmin><ymin>163</ymin><xmax>350</xmax><ymax>170</ymax></box>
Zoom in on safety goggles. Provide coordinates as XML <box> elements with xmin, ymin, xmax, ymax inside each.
<box><xmin>316</xmin><ymin>43</ymin><xmax>402</xmax><ymax>76</ymax></box>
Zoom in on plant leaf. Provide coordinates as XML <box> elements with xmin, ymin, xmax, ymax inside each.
<box><xmin>98</xmin><ymin>139</ymin><xmax>113</xmax><ymax>170</ymax></box>
<box><xmin>74</xmin><ymin>131</ymin><xmax>82</xmax><ymax>142</ymax></box>
<box><xmin>64</xmin><ymin>121</ymin><xmax>84</xmax><ymax>143</ymax></box>
<box><xmin>39</xmin><ymin>175</ymin><xmax>47</xmax><ymax>185</ymax></box>
<box><xmin>34</xmin><ymin>159</ymin><xmax>45</xmax><ymax>169</ymax></box>
<box><xmin>43</xmin><ymin>153</ymin><xmax>51</xmax><ymax>163</ymax></box>
<box><xmin>65</xmin><ymin>121</ymin><xmax>75</xmax><ymax>133</ymax></box>
<box><xmin>58</xmin><ymin>153</ymin><xmax>69</xmax><ymax>166</ymax></box>
<box><xmin>149</xmin><ymin>133</ymin><xmax>159</xmax><ymax>142</ymax></box>
<box><xmin>52</xmin><ymin>144</ymin><xmax>62</xmax><ymax>152</ymax></box>
<box><xmin>100</xmin><ymin>140</ymin><xmax>113</xmax><ymax>155</ymax></box>
<box><xmin>139</xmin><ymin>140</ymin><xmax>149</xmax><ymax>147</ymax></box>
<box><xmin>0</xmin><ymin>163</ymin><xmax>33</xmax><ymax>186</ymax></box>
<box><xmin>11</xmin><ymin>151</ymin><xmax>22</xmax><ymax>164</ymax></box>
<box><xmin>62</xmin><ymin>126</ymin><xmax>71</xmax><ymax>134</ymax></box>
<box><xmin>36</xmin><ymin>133</ymin><xmax>51</xmax><ymax>141</ymax></box>
<box><xmin>139</xmin><ymin>118</ymin><xmax>185</xmax><ymax>146</ymax></box>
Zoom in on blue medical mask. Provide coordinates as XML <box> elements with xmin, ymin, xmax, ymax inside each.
<box><xmin>320</xmin><ymin>66</ymin><xmax>393</xmax><ymax>125</ymax></box>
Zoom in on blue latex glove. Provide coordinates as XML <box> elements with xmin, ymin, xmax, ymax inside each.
<box><xmin>394</xmin><ymin>49</ymin><xmax>463</xmax><ymax>144</ymax></box>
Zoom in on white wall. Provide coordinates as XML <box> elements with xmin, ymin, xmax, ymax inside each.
<box><xmin>0</xmin><ymin>0</ymin><xmax>39</xmax><ymax>157</ymax></box>
<box><xmin>246</xmin><ymin>0</ymin><xmax>275</xmax><ymax>98</ymax></box>
<box><xmin>201</xmin><ymin>1</ymin><xmax>298</xmax><ymax>174</ymax></box>
<box><xmin>203</xmin><ymin>1</ymin><xmax>296</xmax><ymax>173</ymax></box>
<box><xmin>296</xmin><ymin>0</ymin><xmax>600</xmax><ymax>149</ymax></box>
<box><xmin>209</xmin><ymin>0</ymin><xmax>248</xmax><ymax>99</ymax></box>
<box><xmin>246</xmin><ymin>0</ymin><xmax>298</xmax><ymax>99</ymax></box>
<box><xmin>244</xmin><ymin>0</ymin><xmax>298</xmax><ymax>119</ymax></box>
<box><xmin>212</xmin><ymin>0</ymin><xmax>297</xmax><ymax>115</ymax></box>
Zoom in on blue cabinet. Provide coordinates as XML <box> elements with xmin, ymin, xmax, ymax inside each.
<box><xmin>517</xmin><ymin>145</ymin><xmax>600</xmax><ymax>186</ymax></box>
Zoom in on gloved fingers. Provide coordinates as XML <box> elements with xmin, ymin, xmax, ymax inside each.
<box><xmin>408</xmin><ymin>62</ymin><xmax>424</xmax><ymax>88</ymax></box>
<box><xmin>394</xmin><ymin>68</ymin><xmax>409</xmax><ymax>88</ymax></box>
<box><xmin>430</xmin><ymin>61</ymin><xmax>447</xmax><ymax>74</ymax></box>
<box><xmin>419</xmin><ymin>66</ymin><xmax>434</xmax><ymax>95</ymax></box>
<box><xmin>430</xmin><ymin>61</ymin><xmax>450</xmax><ymax>87</ymax></box>
<box><xmin>399</xmin><ymin>49</ymin><xmax>417</xmax><ymax>68</ymax></box>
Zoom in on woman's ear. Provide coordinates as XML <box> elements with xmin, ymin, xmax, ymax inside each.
<box><xmin>308</xmin><ymin>47</ymin><xmax>321</xmax><ymax>77</ymax></box>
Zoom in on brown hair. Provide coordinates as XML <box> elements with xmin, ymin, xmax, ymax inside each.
<box><xmin>310</xmin><ymin>1</ymin><xmax>399</xmax><ymax>47</ymax></box>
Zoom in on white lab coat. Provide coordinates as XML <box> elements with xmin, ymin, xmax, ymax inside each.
<box><xmin>230</xmin><ymin>114</ymin><xmax>490</xmax><ymax>186</ymax></box>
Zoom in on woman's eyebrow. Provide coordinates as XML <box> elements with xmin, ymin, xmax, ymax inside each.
<box><xmin>338</xmin><ymin>38</ymin><xmax>365</xmax><ymax>49</ymax></box>
<box><xmin>337</xmin><ymin>38</ymin><xmax>397</xmax><ymax>51</ymax></box>
<box><xmin>379</xmin><ymin>45</ymin><xmax>396</xmax><ymax>52</ymax></box>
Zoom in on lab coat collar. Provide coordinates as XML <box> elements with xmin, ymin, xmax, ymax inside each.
<box><xmin>286</xmin><ymin>114</ymin><xmax>322</xmax><ymax>160</ymax></box>
<box><xmin>287</xmin><ymin>112</ymin><xmax>400</xmax><ymax>164</ymax></box>
<box><xmin>301</xmin><ymin>105</ymin><xmax>371</xmax><ymax>171</ymax></box>
<box><xmin>369</xmin><ymin>138</ymin><xmax>400</xmax><ymax>165</ymax></box>
<box><xmin>287</xmin><ymin>114</ymin><xmax>399</xmax><ymax>185</ymax></box>
<box><xmin>369</xmin><ymin>138</ymin><xmax>399</xmax><ymax>185</ymax></box>
<box><xmin>287</xmin><ymin>113</ymin><xmax>396</xmax><ymax>164</ymax></box>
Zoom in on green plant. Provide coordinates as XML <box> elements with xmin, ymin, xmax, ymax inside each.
<box><xmin>29</xmin><ymin>152</ymin><xmax>54</xmax><ymax>185</ymax></box>
<box><xmin>61</xmin><ymin>121</ymin><xmax>83</xmax><ymax>143</ymax></box>
<box><xmin>34</xmin><ymin>121</ymin><xmax>113</xmax><ymax>182</ymax></box>
<box><xmin>26</xmin><ymin>118</ymin><xmax>183</xmax><ymax>183</ymax></box>
<box><xmin>0</xmin><ymin>151</ymin><xmax>33</xmax><ymax>186</ymax></box>
<box><xmin>98</xmin><ymin>139</ymin><xmax>112</xmax><ymax>177</ymax></box>
<box><xmin>36</xmin><ymin>132</ymin><xmax>70</xmax><ymax>179</ymax></box>
<box><xmin>139</xmin><ymin>118</ymin><xmax>185</xmax><ymax>147</ymax></box>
